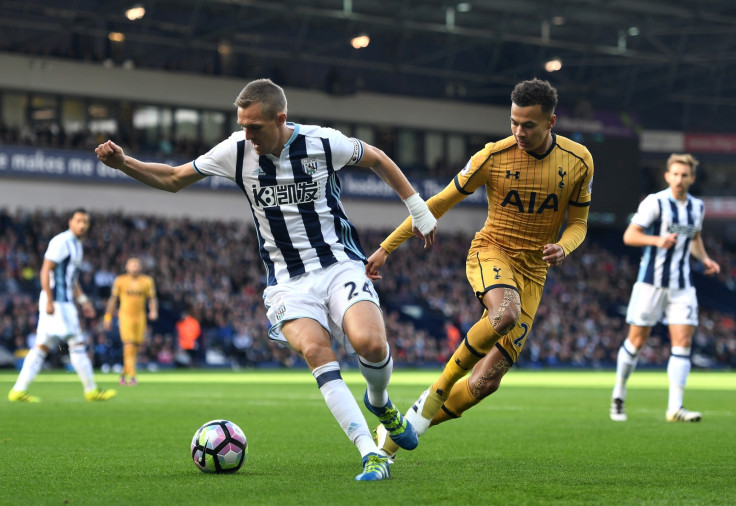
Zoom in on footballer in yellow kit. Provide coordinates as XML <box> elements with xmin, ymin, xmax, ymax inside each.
<box><xmin>460</xmin><ymin>132</ymin><xmax>593</xmax><ymax>362</ymax></box>
<box><xmin>104</xmin><ymin>257</ymin><xmax>158</xmax><ymax>385</ymax></box>
<box><xmin>367</xmin><ymin>78</ymin><xmax>593</xmax><ymax>457</ymax></box>
<box><xmin>379</xmin><ymin>132</ymin><xmax>593</xmax><ymax>362</ymax></box>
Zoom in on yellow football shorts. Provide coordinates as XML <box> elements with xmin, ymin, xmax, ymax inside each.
<box><xmin>118</xmin><ymin>318</ymin><xmax>147</xmax><ymax>345</ymax></box>
<box><xmin>466</xmin><ymin>248</ymin><xmax>544</xmax><ymax>363</ymax></box>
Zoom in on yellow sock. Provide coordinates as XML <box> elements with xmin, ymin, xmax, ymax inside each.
<box><xmin>123</xmin><ymin>344</ymin><xmax>139</xmax><ymax>378</ymax></box>
<box><xmin>431</xmin><ymin>316</ymin><xmax>500</xmax><ymax>397</ymax></box>
<box><xmin>431</xmin><ymin>378</ymin><xmax>481</xmax><ymax>426</ymax></box>
<box><xmin>380</xmin><ymin>435</ymin><xmax>400</xmax><ymax>457</ymax></box>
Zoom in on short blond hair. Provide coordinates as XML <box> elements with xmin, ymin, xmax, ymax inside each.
<box><xmin>233</xmin><ymin>78</ymin><xmax>287</xmax><ymax>119</ymax></box>
<box><xmin>666</xmin><ymin>153</ymin><xmax>698</xmax><ymax>176</ymax></box>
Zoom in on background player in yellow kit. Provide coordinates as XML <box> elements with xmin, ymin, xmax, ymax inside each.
<box><xmin>104</xmin><ymin>257</ymin><xmax>158</xmax><ymax>386</ymax></box>
<box><xmin>367</xmin><ymin>78</ymin><xmax>594</xmax><ymax>458</ymax></box>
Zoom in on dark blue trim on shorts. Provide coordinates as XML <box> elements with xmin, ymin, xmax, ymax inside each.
<box><xmin>475</xmin><ymin>284</ymin><xmax>519</xmax><ymax>307</ymax></box>
<box><xmin>315</xmin><ymin>369</ymin><xmax>342</xmax><ymax>388</ymax></box>
<box><xmin>495</xmin><ymin>342</ymin><xmax>514</xmax><ymax>366</ymax></box>
<box><xmin>482</xmin><ymin>284</ymin><xmax>518</xmax><ymax>293</ymax></box>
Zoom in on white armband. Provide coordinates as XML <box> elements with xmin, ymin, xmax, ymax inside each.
<box><xmin>403</xmin><ymin>193</ymin><xmax>437</xmax><ymax>236</ymax></box>
<box><xmin>76</xmin><ymin>294</ymin><xmax>89</xmax><ymax>305</ymax></box>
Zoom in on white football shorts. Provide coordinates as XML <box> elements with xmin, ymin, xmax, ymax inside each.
<box><xmin>625</xmin><ymin>281</ymin><xmax>699</xmax><ymax>327</ymax></box>
<box><xmin>35</xmin><ymin>291</ymin><xmax>85</xmax><ymax>347</ymax></box>
<box><xmin>263</xmin><ymin>260</ymin><xmax>380</xmax><ymax>355</ymax></box>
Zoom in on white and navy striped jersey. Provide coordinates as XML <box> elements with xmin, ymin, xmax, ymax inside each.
<box><xmin>631</xmin><ymin>188</ymin><xmax>705</xmax><ymax>289</ymax></box>
<box><xmin>44</xmin><ymin>229</ymin><xmax>84</xmax><ymax>303</ymax></box>
<box><xmin>193</xmin><ymin>123</ymin><xmax>368</xmax><ymax>286</ymax></box>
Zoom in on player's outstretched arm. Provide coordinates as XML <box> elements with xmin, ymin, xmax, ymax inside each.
<box><xmin>95</xmin><ymin>140</ymin><xmax>204</xmax><ymax>192</ymax></box>
<box><xmin>623</xmin><ymin>223</ymin><xmax>676</xmax><ymax>249</ymax></box>
<box><xmin>358</xmin><ymin>143</ymin><xmax>437</xmax><ymax>248</ymax></box>
<box><xmin>365</xmin><ymin>247</ymin><xmax>389</xmax><ymax>280</ymax></box>
<box><xmin>379</xmin><ymin>179</ymin><xmax>467</xmax><ymax>257</ymax></box>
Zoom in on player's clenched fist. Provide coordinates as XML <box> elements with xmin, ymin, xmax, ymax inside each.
<box><xmin>95</xmin><ymin>140</ymin><xmax>125</xmax><ymax>169</ymax></box>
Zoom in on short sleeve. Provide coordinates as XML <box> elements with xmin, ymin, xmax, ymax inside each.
<box><xmin>193</xmin><ymin>132</ymin><xmax>251</xmax><ymax>180</ymax></box>
<box><xmin>571</xmin><ymin>148</ymin><xmax>594</xmax><ymax>206</ymax></box>
<box><xmin>325</xmin><ymin>128</ymin><xmax>364</xmax><ymax>170</ymax></box>
<box><xmin>112</xmin><ymin>277</ymin><xmax>122</xmax><ymax>297</ymax></box>
<box><xmin>454</xmin><ymin>151</ymin><xmax>491</xmax><ymax>194</ymax></box>
<box><xmin>630</xmin><ymin>194</ymin><xmax>659</xmax><ymax>228</ymax></box>
<box><xmin>44</xmin><ymin>235</ymin><xmax>69</xmax><ymax>264</ymax></box>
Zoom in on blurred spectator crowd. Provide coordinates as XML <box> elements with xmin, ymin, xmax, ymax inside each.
<box><xmin>1</xmin><ymin>207</ymin><xmax>735</xmax><ymax>373</ymax></box>
<box><xmin>0</xmin><ymin>120</ymin><xmax>207</xmax><ymax>163</ymax></box>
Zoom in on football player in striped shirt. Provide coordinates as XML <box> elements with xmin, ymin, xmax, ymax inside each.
<box><xmin>610</xmin><ymin>153</ymin><xmax>720</xmax><ymax>422</ymax></box>
<box><xmin>8</xmin><ymin>209</ymin><xmax>117</xmax><ymax>403</ymax></box>
<box><xmin>95</xmin><ymin>78</ymin><xmax>437</xmax><ymax>481</ymax></box>
<box><xmin>366</xmin><ymin>78</ymin><xmax>594</xmax><ymax>459</ymax></box>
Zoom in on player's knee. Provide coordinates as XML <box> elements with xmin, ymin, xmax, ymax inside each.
<box><xmin>300</xmin><ymin>341</ymin><xmax>336</xmax><ymax>369</ymax></box>
<box><xmin>469</xmin><ymin>377</ymin><xmax>501</xmax><ymax>399</ymax></box>
<box><xmin>488</xmin><ymin>288</ymin><xmax>521</xmax><ymax>335</ymax></box>
<box><xmin>346</xmin><ymin>326</ymin><xmax>387</xmax><ymax>361</ymax></box>
<box><xmin>489</xmin><ymin>309</ymin><xmax>520</xmax><ymax>335</ymax></box>
<box><xmin>353</xmin><ymin>338</ymin><xmax>387</xmax><ymax>363</ymax></box>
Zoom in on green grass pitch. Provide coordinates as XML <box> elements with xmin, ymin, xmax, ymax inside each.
<box><xmin>1</xmin><ymin>368</ymin><xmax>735</xmax><ymax>505</ymax></box>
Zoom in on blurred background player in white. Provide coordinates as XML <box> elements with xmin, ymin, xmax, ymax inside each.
<box><xmin>8</xmin><ymin>208</ymin><xmax>117</xmax><ymax>403</ymax></box>
<box><xmin>95</xmin><ymin>78</ymin><xmax>437</xmax><ymax>481</ymax></box>
<box><xmin>610</xmin><ymin>153</ymin><xmax>720</xmax><ymax>422</ymax></box>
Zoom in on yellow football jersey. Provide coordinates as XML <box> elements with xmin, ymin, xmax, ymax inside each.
<box><xmin>381</xmin><ymin>133</ymin><xmax>593</xmax><ymax>284</ymax></box>
<box><xmin>112</xmin><ymin>274</ymin><xmax>156</xmax><ymax>320</ymax></box>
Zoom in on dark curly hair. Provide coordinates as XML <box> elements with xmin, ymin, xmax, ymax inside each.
<box><xmin>511</xmin><ymin>78</ymin><xmax>558</xmax><ymax>116</ymax></box>
<box><xmin>69</xmin><ymin>208</ymin><xmax>88</xmax><ymax>220</ymax></box>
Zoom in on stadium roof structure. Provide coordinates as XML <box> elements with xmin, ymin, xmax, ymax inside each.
<box><xmin>2</xmin><ymin>0</ymin><xmax>736</xmax><ymax>132</ymax></box>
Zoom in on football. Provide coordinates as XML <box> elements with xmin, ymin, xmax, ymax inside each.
<box><xmin>191</xmin><ymin>419</ymin><xmax>248</xmax><ymax>473</ymax></box>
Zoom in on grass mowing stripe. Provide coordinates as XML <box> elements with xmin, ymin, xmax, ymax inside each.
<box><xmin>7</xmin><ymin>369</ymin><xmax>734</xmax><ymax>389</ymax></box>
<box><xmin>1</xmin><ymin>369</ymin><xmax>734</xmax><ymax>505</ymax></box>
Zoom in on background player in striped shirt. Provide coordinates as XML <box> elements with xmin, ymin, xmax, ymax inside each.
<box><xmin>95</xmin><ymin>78</ymin><xmax>437</xmax><ymax>481</ymax></box>
<box><xmin>367</xmin><ymin>78</ymin><xmax>593</xmax><ymax>458</ymax></box>
<box><xmin>8</xmin><ymin>209</ymin><xmax>117</xmax><ymax>403</ymax></box>
<box><xmin>103</xmin><ymin>257</ymin><xmax>158</xmax><ymax>386</ymax></box>
<box><xmin>610</xmin><ymin>153</ymin><xmax>720</xmax><ymax>422</ymax></box>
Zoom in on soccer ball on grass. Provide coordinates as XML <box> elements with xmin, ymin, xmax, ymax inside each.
<box><xmin>191</xmin><ymin>419</ymin><xmax>247</xmax><ymax>473</ymax></box>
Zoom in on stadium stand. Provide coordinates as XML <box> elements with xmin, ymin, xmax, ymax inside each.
<box><xmin>1</xmin><ymin>208</ymin><xmax>734</xmax><ymax>371</ymax></box>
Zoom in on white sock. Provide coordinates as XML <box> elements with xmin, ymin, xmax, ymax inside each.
<box><xmin>69</xmin><ymin>344</ymin><xmax>97</xmax><ymax>393</ymax></box>
<box><xmin>358</xmin><ymin>347</ymin><xmax>392</xmax><ymax>408</ymax></box>
<box><xmin>667</xmin><ymin>347</ymin><xmax>691</xmax><ymax>413</ymax></box>
<box><xmin>312</xmin><ymin>361</ymin><xmax>377</xmax><ymax>457</ymax></box>
<box><xmin>13</xmin><ymin>347</ymin><xmax>47</xmax><ymax>392</ymax></box>
<box><xmin>612</xmin><ymin>339</ymin><xmax>640</xmax><ymax>400</ymax></box>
